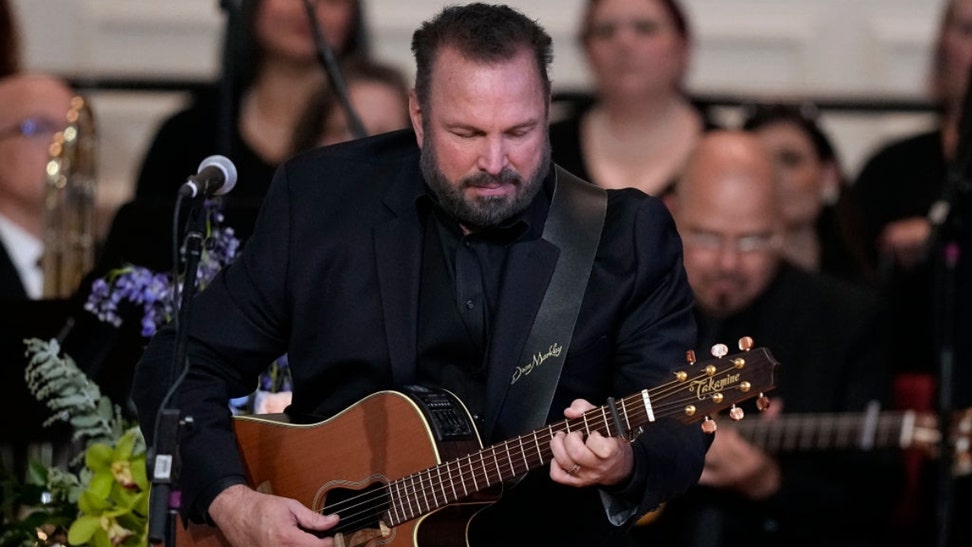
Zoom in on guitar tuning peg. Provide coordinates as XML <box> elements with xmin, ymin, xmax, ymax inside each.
<box><xmin>756</xmin><ymin>393</ymin><xmax>771</xmax><ymax>412</ymax></box>
<box><xmin>738</xmin><ymin>336</ymin><xmax>754</xmax><ymax>351</ymax></box>
<box><xmin>710</xmin><ymin>343</ymin><xmax>728</xmax><ymax>359</ymax></box>
<box><xmin>685</xmin><ymin>349</ymin><xmax>696</xmax><ymax>365</ymax></box>
<box><xmin>729</xmin><ymin>405</ymin><xmax>745</xmax><ymax>421</ymax></box>
<box><xmin>701</xmin><ymin>416</ymin><xmax>717</xmax><ymax>434</ymax></box>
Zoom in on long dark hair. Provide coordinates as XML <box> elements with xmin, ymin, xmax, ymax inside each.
<box><xmin>215</xmin><ymin>0</ymin><xmax>371</xmax><ymax>155</ymax></box>
<box><xmin>290</xmin><ymin>57</ymin><xmax>408</xmax><ymax>153</ymax></box>
<box><xmin>0</xmin><ymin>0</ymin><xmax>21</xmax><ymax>77</ymax></box>
<box><xmin>225</xmin><ymin>0</ymin><xmax>370</xmax><ymax>95</ymax></box>
<box><xmin>743</xmin><ymin>103</ymin><xmax>877</xmax><ymax>284</ymax></box>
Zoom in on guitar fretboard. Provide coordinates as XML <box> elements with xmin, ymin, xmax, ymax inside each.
<box><xmin>735</xmin><ymin>409</ymin><xmax>937</xmax><ymax>453</ymax></box>
<box><xmin>383</xmin><ymin>389</ymin><xmax>656</xmax><ymax>526</ymax></box>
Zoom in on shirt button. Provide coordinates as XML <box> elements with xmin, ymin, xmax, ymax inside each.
<box><xmin>465</xmin><ymin>300</ymin><xmax>475</xmax><ymax>310</ymax></box>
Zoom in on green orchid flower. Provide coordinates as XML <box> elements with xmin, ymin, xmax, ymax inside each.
<box><xmin>66</xmin><ymin>429</ymin><xmax>148</xmax><ymax>547</ymax></box>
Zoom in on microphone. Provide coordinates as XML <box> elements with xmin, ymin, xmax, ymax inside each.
<box><xmin>178</xmin><ymin>155</ymin><xmax>238</xmax><ymax>198</ymax></box>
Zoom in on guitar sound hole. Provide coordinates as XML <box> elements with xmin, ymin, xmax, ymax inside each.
<box><xmin>322</xmin><ymin>481</ymin><xmax>391</xmax><ymax>536</ymax></box>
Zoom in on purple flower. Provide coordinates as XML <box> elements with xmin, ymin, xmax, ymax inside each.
<box><xmin>85</xmin><ymin>202</ymin><xmax>240</xmax><ymax>337</ymax></box>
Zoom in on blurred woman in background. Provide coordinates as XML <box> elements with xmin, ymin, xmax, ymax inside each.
<box><xmin>290</xmin><ymin>56</ymin><xmax>408</xmax><ymax>153</ymax></box>
<box><xmin>549</xmin><ymin>0</ymin><xmax>710</xmax><ymax>196</ymax></box>
<box><xmin>744</xmin><ymin>103</ymin><xmax>875</xmax><ymax>285</ymax></box>
<box><xmin>134</xmin><ymin>0</ymin><xmax>370</xmax><ymax>208</ymax></box>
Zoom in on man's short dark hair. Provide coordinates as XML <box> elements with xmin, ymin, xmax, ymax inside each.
<box><xmin>411</xmin><ymin>3</ymin><xmax>553</xmax><ymax>109</ymax></box>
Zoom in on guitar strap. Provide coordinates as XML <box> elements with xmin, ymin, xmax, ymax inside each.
<box><xmin>491</xmin><ymin>166</ymin><xmax>607</xmax><ymax>439</ymax></box>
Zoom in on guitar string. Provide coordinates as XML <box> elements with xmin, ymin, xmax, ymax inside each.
<box><xmin>322</xmin><ymin>359</ymin><xmax>766</xmax><ymax>533</ymax></box>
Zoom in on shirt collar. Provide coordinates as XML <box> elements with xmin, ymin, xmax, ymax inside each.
<box><xmin>0</xmin><ymin>213</ymin><xmax>44</xmax><ymax>298</ymax></box>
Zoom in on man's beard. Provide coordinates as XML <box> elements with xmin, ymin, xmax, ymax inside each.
<box><xmin>421</xmin><ymin>138</ymin><xmax>551</xmax><ymax>230</ymax></box>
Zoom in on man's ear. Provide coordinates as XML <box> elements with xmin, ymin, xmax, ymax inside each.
<box><xmin>409</xmin><ymin>89</ymin><xmax>424</xmax><ymax>148</ymax></box>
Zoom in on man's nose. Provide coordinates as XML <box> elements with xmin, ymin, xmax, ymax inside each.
<box><xmin>716</xmin><ymin>244</ymin><xmax>741</xmax><ymax>271</ymax></box>
<box><xmin>477</xmin><ymin>137</ymin><xmax>508</xmax><ymax>175</ymax></box>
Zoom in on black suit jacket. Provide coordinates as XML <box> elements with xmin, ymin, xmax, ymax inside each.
<box><xmin>0</xmin><ymin>240</ymin><xmax>27</xmax><ymax>299</ymax></box>
<box><xmin>133</xmin><ymin>130</ymin><xmax>707</xmax><ymax>546</ymax></box>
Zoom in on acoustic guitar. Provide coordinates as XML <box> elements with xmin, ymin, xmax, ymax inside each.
<box><xmin>175</xmin><ymin>343</ymin><xmax>779</xmax><ymax>547</ymax></box>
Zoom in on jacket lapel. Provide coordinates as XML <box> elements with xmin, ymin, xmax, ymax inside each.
<box><xmin>0</xmin><ymin>243</ymin><xmax>28</xmax><ymax>299</ymax></box>
<box><xmin>374</xmin><ymin>165</ymin><xmax>425</xmax><ymax>387</ymax></box>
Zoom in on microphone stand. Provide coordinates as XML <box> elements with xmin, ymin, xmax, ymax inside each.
<box><xmin>928</xmin><ymin>64</ymin><xmax>972</xmax><ymax>547</ymax></box>
<box><xmin>147</xmin><ymin>197</ymin><xmax>210</xmax><ymax>546</ymax></box>
<box><xmin>300</xmin><ymin>0</ymin><xmax>368</xmax><ymax>140</ymax></box>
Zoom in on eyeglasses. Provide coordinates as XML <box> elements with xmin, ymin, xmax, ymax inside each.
<box><xmin>0</xmin><ymin>117</ymin><xmax>64</xmax><ymax>141</ymax></box>
<box><xmin>683</xmin><ymin>230</ymin><xmax>781</xmax><ymax>254</ymax></box>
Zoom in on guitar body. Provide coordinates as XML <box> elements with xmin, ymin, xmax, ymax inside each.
<box><xmin>177</xmin><ymin>388</ymin><xmax>498</xmax><ymax>547</ymax></box>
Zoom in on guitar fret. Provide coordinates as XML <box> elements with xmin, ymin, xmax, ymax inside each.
<box><xmin>859</xmin><ymin>402</ymin><xmax>880</xmax><ymax>450</ymax></box>
<box><xmin>390</xmin><ymin>481</ymin><xmax>403</xmax><ymax>524</ymax></box>
<box><xmin>517</xmin><ymin>437</ymin><xmax>530</xmax><ymax>470</ymax></box>
<box><xmin>415</xmin><ymin>473</ymin><xmax>426</xmax><ymax>515</ymax></box>
<box><xmin>470</xmin><ymin>452</ymin><xmax>489</xmax><ymax>492</ymax></box>
<box><xmin>492</xmin><ymin>445</ymin><xmax>502</xmax><ymax>482</ymax></box>
<box><xmin>505</xmin><ymin>442</ymin><xmax>515</xmax><ymax>480</ymax></box>
<box><xmin>534</xmin><ymin>431</ymin><xmax>544</xmax><ymax>465</ymax></box>
<box><xmin>479</xmin><ymin>450</ymin><xmax>490</xmax><ymax>488</ymax></box>
<box><xmin>432</xmin><ymin>467</ymin><xmax>442</xmax><ymax>507</ymax></box>
<box><xmin>408</xmin><ymin>474</ymin><xmax>420</xmax><ymax>518</ymax></box>
<box><xmin>621</xmin><ymin>399</ymin><xmax>634</xmax><ymax>437</ymax></box>
<box><xmin>446</xmin><ymin>461</ymin><xmax>458</xmax><ymax>501</ymax></box>
<box><xmin>402</xmin><ymin>477</ymin><xmax>415</xmax><ymax>521</ymax></box>
<box><xmin>582</xmin><ymin>412</ymin><xmax>590</xmax><ymax>435</ymax></box>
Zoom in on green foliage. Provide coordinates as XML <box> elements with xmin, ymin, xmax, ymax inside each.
<box><xmin>23</xmin><ymin>339</ymin><xmax>124</xmax><ymax>452</ymax></box>
<box><xmin>10</xmin><ymin>339</ymin><xmax>149</xmax><ymax>546</ymax></box>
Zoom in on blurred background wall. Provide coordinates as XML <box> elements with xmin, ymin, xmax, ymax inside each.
<box><xmin>9</xmin><ymin>0</ymin><xmax>947</xmax><ymax>238</ymax></box>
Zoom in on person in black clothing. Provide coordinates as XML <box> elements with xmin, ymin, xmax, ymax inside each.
<box><xmin>634</xmin><ymin>131</ymin><xmax>901</xmax><ymax>547</ymax></box>
<box><xmin>134</xmin><ymin>0</ymin><xmax>370</xmax><ymax>214</ymax></box>
<box><xmin>742</xmin><ymin>103</ymin><xmax>875</xmax><ymax>285</ymax></box>
<box><xmin>131</xmin><ymin>4</ymin><xmax>709</xmax><ymax>546</ymax></box>
<box><xmin>548</xmin><ymin>0</ymin><xmax>710</xmax><ymax>197</ymax></box>
<box><xmin>853</xmin><ymin>2</ymin><xmax>972</xmax><ymax>544</ymax></box>
<box><xmin>852</xmin><ymin>0</ymin><xmax>972</xmax><ymax>377</ymax></box>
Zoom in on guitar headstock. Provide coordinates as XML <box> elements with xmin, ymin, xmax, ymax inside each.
<box><xmin>658</xmin><ymin>337</ymin><xmax>779</xmax><ymax>432</ymax></box>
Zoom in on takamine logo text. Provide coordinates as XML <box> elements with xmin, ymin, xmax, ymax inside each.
<box><xmin>689</xmin><ymin>373</ymin><xmax>741</xmax><ymax>399</ymax></box>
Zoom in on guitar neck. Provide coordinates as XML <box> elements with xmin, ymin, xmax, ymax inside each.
<box><xmin>384</xmin><ymin>391</ymin><xmax>651</xmax><ymax>526</ymax></box>
<box><xmin>380</xmin><ymin>346</ymin><xmax>778</xmax><ymax>528</ymax></box>
<box><xmin>734</xmin><ymin>409</ymin><xmax>937</xmax><ymax>453</ymax></box>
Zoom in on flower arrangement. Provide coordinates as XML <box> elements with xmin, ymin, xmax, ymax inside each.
<box><xmin>4</xmin><ymin>201</ymin><xmax>288</xmax><ymax>545</ymax></box>
<box><xmin>1</xmin><ymin>338</ymin><xmax>147</xmax><ymax>547</ymax></box>
<box><xmin>84</xmin><ymin>202</ymin><xmax>240</xmax><ymax>338</ymax></box>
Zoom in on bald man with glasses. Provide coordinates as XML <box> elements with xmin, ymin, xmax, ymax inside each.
<box><xmin>635</xmin><ymin>130</ymin><xmax>903</xmax><ymax>547</ymax></box>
